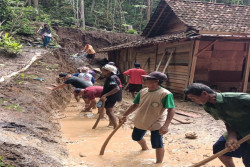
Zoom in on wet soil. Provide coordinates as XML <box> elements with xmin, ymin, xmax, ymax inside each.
<box><xmin>60</xmin><ymin>94</ymin><xmax>244</xmax><ymax>167</ymax></box>
<box><xmin>0</xmin><ymin>28</ymin><xmax>143</xmax><ymax>166</ymax></box>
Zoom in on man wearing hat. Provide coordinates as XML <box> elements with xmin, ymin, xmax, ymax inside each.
<box><xmin>123</xmin><ymin>63</ymin><xmax>146</xmax><ymax>97</ymax></box>
<box><xmin>47</xmin><ymin>73</ymin><xmax>92</xmax><ymax>91</ymax></box>
<box><xmin>100</xmin><ymin>64</ymin><xmax>122</xmax><ymax>129</ymax></box>
<box><xmin>73</xmin><ymin>86</ymin><xmax>103</xmax><ymax>112</ymax></box>
<box><xmin>119</xmin><ymin>71</ymin><xmax>175</xmax><ymax>164</ymax></box>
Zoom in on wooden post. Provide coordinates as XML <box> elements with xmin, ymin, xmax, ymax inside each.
<box><xmin>188</xmin><ymin>40</ymin><xmax>200</xmax><ymax>85</ymax></box>
<box><xmin>194</xmin><ymin>39</ymin><xmax>218</xmax><ymax>57</ymax></box>
<box><xmin>155</xmin><ymin>44</ymin><xmax>158</xmax><ymax>70</ymax></box>
<box><xmin>162</xmin><ymin>49</ymin><xmax>175</xmax><ymax>74</ymax></box>
<box><xmin>242</xmin><ymin>43</ymin><xmax>250</xmax><ymax>92</ymax></box>
<box><xmin>156</xmin><ymin>50</ymin><xmax>167</xmax><ymax>71</ymax></box>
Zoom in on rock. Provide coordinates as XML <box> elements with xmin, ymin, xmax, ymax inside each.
<box><xmin>185</xmin><ymin>132</ymin><xmax>198</xmax><ymax>139</ymax></box>
<box><xmin>79</xmin><ymin>152</ymin><xmax>86</xmax><ymax>157</ymax></box>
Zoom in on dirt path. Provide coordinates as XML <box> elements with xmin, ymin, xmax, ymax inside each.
<box><xmin>60</xmin><ymin>98</ymin><xmax>244</xmax><ymax>167</ymax></box>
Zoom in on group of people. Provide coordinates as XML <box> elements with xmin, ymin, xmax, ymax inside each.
<box><xmin>46</xmin><ymin>44</ymin><xmax>250</xmax><ymax>166</ymax></box>
<box><xmin>41</xmin><ymin>24</ymin><xmax>96</xmax><ymax>63</ymax></box>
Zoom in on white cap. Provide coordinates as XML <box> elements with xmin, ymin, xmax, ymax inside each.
<box><xmin>102</xmin><ymin>64</ymin><xmax>117</xmax><ymax>74</ymax></box>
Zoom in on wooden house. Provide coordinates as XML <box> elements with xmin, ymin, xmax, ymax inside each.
<box><xmin>99</xmin><ymin>0</ymin><xmax>250</xmax><ymax>96</ymax></box>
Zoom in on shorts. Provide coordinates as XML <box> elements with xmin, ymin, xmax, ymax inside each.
<box><xmin>213</xmin><ymin>135</ymin><xmax>250</xmax><ymax>166</ymax></box>
<box><xmin>132</xmin><ymin>127</ymin><xmax>163</xmax><ymax>149</ymax></box>
<box><xmin>86</xmin><ymin>54</ymin><xmax>95</xmax><ymax>59</ymax></box>
<box><xmin>129</xmin><ymin>84</ymin><xmax>142</xmax><ymax>92</ymax></box>
<box><xmin>105</xmin><ymin>100</ymin><xmax>117</xmax><ymax>108</ymax></box>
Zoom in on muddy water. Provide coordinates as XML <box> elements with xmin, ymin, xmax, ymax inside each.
<box><xmin>60</xmin><ymin>99</ymin><xmax>244</xmax><ymax>167</ymax></box>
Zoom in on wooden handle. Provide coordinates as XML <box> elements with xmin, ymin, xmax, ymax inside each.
<box><xmin>99</xmin><ymin>122</ymin><xmax>123</xmax><ymax>155</ymax></box>
<box><xmin>92</xmin><ymin>114</ymin><xmax>101</xmax><ymax>129</ymax></box>
<box><xmin>92</xmin><ymin>100</ymin><xmax>105</xmax><ymax>129</ymax></box>
<box><xmin>191</xmin><ymin>134</ymin><xmax>250</xmax><ymax>167</ymax></box>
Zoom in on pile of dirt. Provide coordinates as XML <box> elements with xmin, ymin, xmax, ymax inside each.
<box><xmin>54</xmin><ymin>27</ymin><xmax>142</xmax><ymax>53</ymax></box>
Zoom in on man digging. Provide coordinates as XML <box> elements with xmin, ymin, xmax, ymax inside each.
<box><xmin>73</xmin><ymin>86</ymin><xmax>103</xmax><ymax>113</ymax></box>
<box><xmin>119</xmin><ymin>71</ymin><xmax>175</xmax><ymax>163</ymax></box>
<box><xmin>185</xmin><ymin>83</ymin><xmax>250</xmax><ymax>167</ymax></box>
<box><xmin>100</xmin><ymin>64</ymin><xmax>122</xmax><ymax>129</ymax></box>
<box><xmin>47</xmin><ymin>73</ymin><xmax>92</xmax><ymax>91</ymax></box>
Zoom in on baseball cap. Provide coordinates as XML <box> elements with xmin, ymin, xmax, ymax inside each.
<box><xmin>93</xmin><ymin>68</ymin><xmax>101</xmax><ymax>73</ymax></box>
<box><xmin>73</xmin><ymin>88</ymin><xmax>83</xmax><ymax>94</ymax></box>
<box><xmin>134</xmin><ymin>63</ymin><xmax>141</xmax><ymax>68</ymax></box>
<box><xmin>59</xmin><ymin>73</ymin><xmax>68</xmax><ymax>77</ymax></box>
<box><xmin>142</xmin><ymin>71</ymin><xmax>168</xmax><ymax>81</ymax></box>
<box><xmin>102</xmin><ymin>64</ymin><xmax>117</xmax><ymax>74</ymax></box>
<box><xmin>108</xmin><ymin>62</ymin><xmax>115</xmax><ymax>65</ymax></box>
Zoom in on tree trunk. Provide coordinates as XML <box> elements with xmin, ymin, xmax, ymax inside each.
<box><xmin>106</xmin><ymin>0</ymin><xmax>109</xmax><ymax>19</ymax></box>
<box><xmin>112</xmin><ymin>0</ymin><xmax>117</xmax><ymax>31</ymax></box>
<box><xmin>90</xmin><ymin>0</ymin><xmax>95</xmax><ymax>16</ymax></box>
<box><xmin>33</xmin><ymin>0</ymin><xmax>38</xmax><ymax>9</ymax></box>
<box><xmin>147</xmin><ymin>0</ymin><xmax>151</xmax><ymax>23</ymax></box>
<box><xmin>76</xmin><ymin>0</ymin><xmax>79</xmax><ymax>27</ymax></box>
<box><xmin>80</xmin><ymin>0</ymin><xmax>85</xmax><ymax>30</ymax></box>
<box><xmin>28</xmin><ymin>0</ymin><xmax>31</xmax><ymax>6</ymax></box>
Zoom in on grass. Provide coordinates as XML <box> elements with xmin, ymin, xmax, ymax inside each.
<box><xmin>0</xmin><ymin>156</ymin><xmax>15</xmax><ymax>167</ymax></box>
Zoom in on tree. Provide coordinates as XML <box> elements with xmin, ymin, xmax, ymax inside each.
<box><xmin>33</xmin><ymin>0</ymin><xmax>38</xmax><ymax>10</ymax></box>
<box><xmin>80</xmin><ymin>0</ymin><xmax>85</xmax><ymax>29</ymax></box>
<box><xmin>147</xmin><ymin>0</ymin><xmax>151</xmax><ymax>23</ymax></box>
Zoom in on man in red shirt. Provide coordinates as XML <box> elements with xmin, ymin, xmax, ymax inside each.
<box><xmin>73</xmin><ymin>86</ymin><xmax>103</xmax><ymax>112</ymax></box>
<box><xmin>123</xmin><ymin>63</ymin><xmax>146</xmax><ymax>97</ymax></box>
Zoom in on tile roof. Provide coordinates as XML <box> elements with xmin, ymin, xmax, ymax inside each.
<box><xmin>166</xmin><ymin>0</ymin><xmax>250</xmax><ymax>34</ymax></box>
<box><xmin>98</xmin><ymin>31</ymin><xmax>198</xmax><ymax>52</ymax></box>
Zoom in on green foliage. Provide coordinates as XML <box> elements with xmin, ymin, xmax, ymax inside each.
<box><xmin>0</xmin><ymin>0</ymin><xmax>12</xmax><ymax>22</ymax></box>
<box><xmin>0</xmin><ymin>156</ymin><xmax>15</xmax><ymax>167</ymax></box>
<box><xmin>125</xmin><ymin>29</ymin><xmax>138</xmax><ymax>34</ymax></box>
<box><xmin>0</xmin><ymin>32</ymin><xmax>22</xmax><ymax>54</ymax></box>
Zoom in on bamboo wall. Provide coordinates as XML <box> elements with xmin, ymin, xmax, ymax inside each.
<box><xmin>195</xmin><ymin>40</ymin><xmax>248</xmax><ymax>92</ymax></box>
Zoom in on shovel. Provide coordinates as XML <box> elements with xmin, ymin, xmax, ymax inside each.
<box><xmin>99</xmin><ymin>122</ymin><xmax>124</xmax><ymax>155</ymax></box>
<box><xmin>92</xmin><ymin>99</ymin><xmax>106</xmax><ymax>129</ymax></box>
<box><xmin>190</xmin><ymin>134</ymin><xmax>250</xmax><ymax>167</ymax></box>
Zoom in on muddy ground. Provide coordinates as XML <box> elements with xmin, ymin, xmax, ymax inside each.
<box><xmin>0</xmin><ymin>27</ymin><xmax>245</xmax><ymax>167</ymax></box>
<box><xmin>0</xmin><ymin>28</ymin><xmax>140</xmax><ymax>167</ymax></box>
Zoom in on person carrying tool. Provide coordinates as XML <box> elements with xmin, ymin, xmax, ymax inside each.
<box><xmin>73</xmin><ymin>86</ymin><xmax>103</xmax><ymax>112</ymax></box>
<box><xmin>184</xmin><ymin>83</ymin><xmax>250</xmax><ymax>167</ymax></box>
<box><xmin>119</xmin><ymin>71</ymin><xmax>175</xmax><ymax>163</ymax></box>
<box><xmin>47</xmin><ymin>73</ymin><xmax>92</xmax><ymax>91</ymax></box>
<box><xmin>123</xmin><ymin>63</ymin><xmax>146</xmax><ymax>97</ymax></box>
<box><xmin>100</xmin><ymin>64</ymin><xmax>122</xmax><ymax>129</ymax></box>
<box><xmin>83</xmin><ymin>44</ymin><xmax>96</xmax><ymax>63</ymax></box>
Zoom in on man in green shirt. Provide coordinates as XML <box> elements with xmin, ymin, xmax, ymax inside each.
<box><xmin>119</xmin><ymin>71</ymin><xmax>175</xmax><ymax>164</ymax></box>
<box><xmin>184</xmin><ymin>83</ymin><xmax>250</xmax><ymax>167</ymax></box>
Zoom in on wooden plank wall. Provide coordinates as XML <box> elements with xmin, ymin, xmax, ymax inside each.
<box><xmin>108</xmin><ymin>41</ymin><xmax>194</xmax><ymax>95</ymax></box>
<box><xmin>195</xmin><ymin>40</ymin><xmax>247</xmax><ymax>92</ymax></box>
<box><xmin>157</xmin><ymin>41</ymin><xmax>194</xmax><ymax>94</ymax></box>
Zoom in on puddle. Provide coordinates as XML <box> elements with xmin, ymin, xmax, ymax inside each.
<box><xmin>60</xmin><ymin>99</ymin><xmax>244</xmax><ymax>167</ymax></box>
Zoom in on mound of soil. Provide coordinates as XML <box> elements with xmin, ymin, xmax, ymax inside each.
<box><xmin>54</xmin><ymin>27</ymin><xmax>142</xmax><ymax>53</ymax></box>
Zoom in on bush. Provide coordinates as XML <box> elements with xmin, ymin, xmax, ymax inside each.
<box><xmin>1</xmin><ymin>19</ymin><xmax>35</xmax><ymax>36</ymax></box>
<box><xmin>125</xmin><ymin>29</ymin><xmax>138</xmax><ymax>34</ymax></box>
<box><xmin>0</xmin><ymin>32</ymin><xmax>22</xmax><ymax>54</ymax></box>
